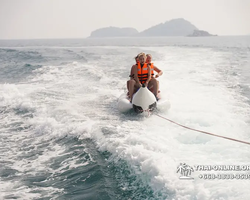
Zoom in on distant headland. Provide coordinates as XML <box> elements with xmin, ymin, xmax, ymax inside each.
<box><xmin>187</xmin><ymin>30</ymin><xmax>217</xmax><ymax>37</ymax></box>
<box><xmin>89</xmin><ymin>18</ymin><xmax>217</xmax><ymax>38</ymax></box>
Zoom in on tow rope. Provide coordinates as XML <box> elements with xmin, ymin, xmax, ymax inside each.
<box><xmin>154</xmin><ymin>113</ymin><xmax>250</xmax><ymax>146</ymax></box>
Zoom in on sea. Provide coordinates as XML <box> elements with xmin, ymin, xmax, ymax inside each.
<box><xmin>0</xmin><ymin>36</ymin><xmax>250</xmax><ymax>200</ymax></box>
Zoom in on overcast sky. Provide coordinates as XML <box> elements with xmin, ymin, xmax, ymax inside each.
<box><xmin>0</xmin><ymin>0</ymin><xmax>250</xmax><ymax>39</ymax></box>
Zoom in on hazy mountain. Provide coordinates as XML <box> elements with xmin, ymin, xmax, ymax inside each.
<box><xmin>139</xmin><ymin>18</ymin><xmax>198</xmax><ymax>36</ymax></box>
<box><xmin>89</xmin><ymin>18</ymin><xmax>216</xmax><ymax>37</ymax></box>
<box><xmin>90</xmin><ymin>27</ymin><xmax>138</xmax><ymax>37</ymax></box>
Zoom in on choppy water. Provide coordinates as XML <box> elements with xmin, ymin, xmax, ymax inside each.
<box><xmin>0</xmin><ymin>36</ymin><xmax>250</xmax><ymax>200</ymax></box>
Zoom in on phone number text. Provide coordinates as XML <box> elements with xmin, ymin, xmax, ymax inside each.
<box><xmin>199</xmin><ymin>173</ymin><xmax>250</xmax><ymax>180</ymax></box>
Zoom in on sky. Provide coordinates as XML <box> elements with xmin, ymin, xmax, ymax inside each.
<box><xmin>0</xmin><ymin>0</ymin><xmax>250</xmax><ymax>39</ymax></box>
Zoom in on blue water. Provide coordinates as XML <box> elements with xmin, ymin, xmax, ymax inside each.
<box><xmin>0</xmin><ymin>36</ymin><xmax>250</xmax><ymax>200</ymax></box>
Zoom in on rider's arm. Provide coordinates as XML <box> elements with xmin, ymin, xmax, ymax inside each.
<box><xmin>133</xmin><ymin>65</ymin><xmax>142</xmax><ymax>86</ymax></box>
<box><xmin>154</xmin><ymin>65</ymin><xmax>163</xmax><ymax>78</ymax></box>
<box><xmin>129</xmin><ymin>65</ymin><xmax>135</xmax><ymax>79</ymax></box>
<box><xmin>145</xmin><ymin>65</ymin><xmax>151</xmax><ymax>86</ymax></box>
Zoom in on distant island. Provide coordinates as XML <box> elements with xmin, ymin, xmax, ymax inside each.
<box><xmin>187</xmin><ymin>30</ymin><xmax>217</xmax><ymax>37</ymax></box>
<box><xmin>89</xmin><ymin>18</ymin><xmax>217</xmax><ymax>38</ymax></box>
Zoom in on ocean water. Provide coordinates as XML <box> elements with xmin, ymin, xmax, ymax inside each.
<box><xmin>0</xmin><ymin>36</ymin><xmax>250</xmax><ymax>200</ymax></box>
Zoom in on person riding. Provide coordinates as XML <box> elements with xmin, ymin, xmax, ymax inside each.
<box><xmin>146</xmin><ymin>54</ymin><xmax>163</xmax><ymax>95</ymax></box>
<box><xmin>131</xmin><ymin>53</ymin><xmax>158</xmax><ymax>100</ymax></box>
<box><xmin>127</xmin><ymin>54</ymin><xmax>139</xmax><ymax>94</ymax></box>
<box><xmin>127</xmin><ymin>53</ymin><xmax>142</xmax><ymax>101</ymax></box>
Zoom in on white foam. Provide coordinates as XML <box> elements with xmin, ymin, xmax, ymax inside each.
<box><xmin>88</xmin><ymin>47</ymin><xmax>250</xmax><ymax>199</ymax></box>
<box><xmin>1</xmin><ymin>46</ymin><xmax>250</xmax><ymax>199</ymax></box>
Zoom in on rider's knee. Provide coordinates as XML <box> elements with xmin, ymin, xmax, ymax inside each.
<box><xmin>129</xmin><ymin>79</ymin><xmax>136</xmax><ymax>84</ymax></box>
<box><xmin>151</xmin><ymin>78</ymin><xmax>157</xmax><ymax>84</ymax></box>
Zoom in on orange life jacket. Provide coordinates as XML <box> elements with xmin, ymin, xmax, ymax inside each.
<box><xmin>149</xmin><ymin>63</ymin><xmax>154</xmax><ymax>76</ymax></box>
<box><xmin>137</xmin><ymin>63</ymin><xmax>150</xmax><ymax>84</ymax></box>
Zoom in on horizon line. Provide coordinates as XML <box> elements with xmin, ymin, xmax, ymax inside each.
<box><xmin>0</xmin><ymin>35</ymin><xmax>249</xmax><ymax>41</ymax></box>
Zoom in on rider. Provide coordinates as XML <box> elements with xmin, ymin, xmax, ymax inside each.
<box><xmin>132</xmin><ymin>53</ymin><xmax>158</xmax><ymax>100</ymax></box>
<box><xmin>127</xmin><ymin>53</ymin><xmax>142</xmax><ymax>101</ymax></box>
<box><xmin>146</xmin><ymin>54</ymin><xmax>163</xmax><ymax>95</ymax></box>
<box><xmin>127</xmin><ymin>54</ymin><xmax>139</xmax><ymax>94</ymax></box>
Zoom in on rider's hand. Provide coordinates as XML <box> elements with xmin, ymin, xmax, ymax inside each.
<box><xmin>155</xmin><ymin>74</ymin><xmax>159</xmax><ymax>78</ymax></box>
